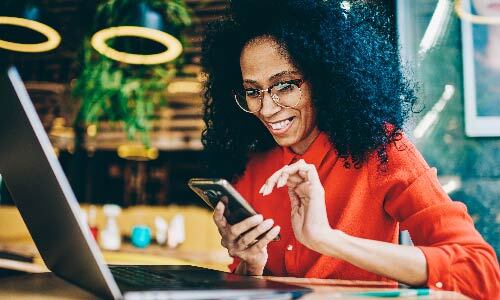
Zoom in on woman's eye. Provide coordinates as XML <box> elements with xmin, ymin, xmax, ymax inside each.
<box><xmin>245</xmin><ymin>89</ymin><xmax>260</xmax><ymax>98</ymax></box>
<box><xmin>274</xmin><ymin>82</ymin><xmax>294</xmax><ymax>92</ymax></box>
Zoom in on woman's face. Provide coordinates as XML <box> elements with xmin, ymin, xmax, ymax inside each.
<box><xmin>472</xmin><ymin>0</ymin><xmax>500</xmax><ymax>17</ymax></box>
<box><xmin>239</xmin><ymin>36</ymin><xmax>319</xmax><ymax>154</ymax></box>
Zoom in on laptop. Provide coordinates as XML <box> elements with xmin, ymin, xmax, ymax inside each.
<box><xmin>0</xmin><ymin>66</ymin><xmax>310</xmax><ymax>299</ymax></box>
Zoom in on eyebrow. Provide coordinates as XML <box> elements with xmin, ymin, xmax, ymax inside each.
<box><xmin>243</xmin><ymin>70</ymin><xmax>301</xmax><ymax>85</ymax></box>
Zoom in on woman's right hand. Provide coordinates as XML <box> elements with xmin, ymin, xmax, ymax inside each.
<box><xmin>213</xmin><ymin>201</ymin><xmax>280</xmax><ymax>275</ymax></box>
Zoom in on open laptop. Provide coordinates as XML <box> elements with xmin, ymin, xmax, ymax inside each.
<box><xmin>0</xmin><ymin>66</ymin><xmax>310</xmax><ymax>299</ymax></box>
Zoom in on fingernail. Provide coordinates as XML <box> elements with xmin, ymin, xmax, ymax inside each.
<box><xmin>266</xmin><ymin>185</ymin><xmax>273</xmax><ymax>195</ymax></box>
<box><xmin>259</xmin><ymin>185</ymin><xmax>265</xmax><ymax>194</ymax></box>
<box><xmin>263</xmin><ymin>188</ymin><xmax>270</xmax><ymax>196</ymax></box>
<box><xmin>264</xmin><ymin>219</ymin><xmax>274</xmax><ymax>226</ymax></box>
<box><xmin>279</xmin><ymin>177</ymin><xmax>286</xmax><ymax>187</ymax></box>
<box><xmin>276</xmin><ymin>178</ymin><xmax>283</xmax><ymax>188</ymax></box>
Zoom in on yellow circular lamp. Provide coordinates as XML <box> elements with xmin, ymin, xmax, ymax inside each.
<box><xmin>454</xmin><ymin>0</ymin><xmax>500</xmax><ymax>25</ymax></box>
<box><xmin>90</xmin><ymin>26</ymin><xmax>183</xmax><ymax>65</ymax></box>
<box><xmin>0</xmin><ymin>16</ymin><xmax>61</xmax><ymax>52</ymax></box>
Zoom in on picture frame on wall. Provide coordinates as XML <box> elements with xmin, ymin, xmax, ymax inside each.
<box><xmin>460</xmin><ymin>0</ymin><xmax>500</xmax><ymax>137</ymax></box>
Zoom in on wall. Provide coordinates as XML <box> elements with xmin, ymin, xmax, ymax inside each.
<box><xmin>398</xmin><ymin>0</ymin><xmax>499</xmax><ymax>254</ymax></box>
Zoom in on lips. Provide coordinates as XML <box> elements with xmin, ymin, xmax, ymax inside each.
<box><xmin>266</xmin><ymin>117</ymin><xmax>295</xmax><ymax>135</ymax></box>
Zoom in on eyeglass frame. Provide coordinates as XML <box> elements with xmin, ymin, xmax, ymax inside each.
<box><xmin>233</xmin><ymin>78</ymin><xmax>306</xmax><ymax>113</ymax></box>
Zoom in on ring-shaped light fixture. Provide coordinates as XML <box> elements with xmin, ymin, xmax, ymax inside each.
<box><xmin>0</xmin><ymin>16</ymin><xmax>61</xmax><ymax>52</ymax></box>
<box><xmin>454</xmin><ymin>0</ymin><xmax>500</xmax><ymax>25</ymax></box>
<box><xmin>90</xmin><ymin>26</ymin><xmax>183</xmax><ymax>65</ymax></box>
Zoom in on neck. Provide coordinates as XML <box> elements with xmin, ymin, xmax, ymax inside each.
<box><xmin>485</xmin><ymin>27</ymin><xmax>500</xmax><ymax>70</ymax></box>
<box><xmin>290</xmin><ymin>128</ymin><xmax>320</xmax><ymax>155</ymax></box>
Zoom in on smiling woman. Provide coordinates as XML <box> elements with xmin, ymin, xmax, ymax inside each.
<box><xmin>202</xmin><ymin>0</ymin><xmax>414</xmax><ymax>179</ymax></box>
<box><xmin>238</xmin><ymin>37</ymin><xmax>319</xmax><ymax>155</ymax></box>
<box><xmin>200</xmin><ymin>0</ymin><xmax>500</xmax><ymax>299</ymax></box>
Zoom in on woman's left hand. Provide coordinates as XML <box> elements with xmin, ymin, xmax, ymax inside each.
<box><xmin>259</xmin><ymin>159</ymin><xmax>331</xmax><ymax>249</ymax></box>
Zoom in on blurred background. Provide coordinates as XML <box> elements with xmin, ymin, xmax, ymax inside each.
<box><xmin>0</xmin><ymin>0</ymin><xmax>498</xmax><ymax>272</ymax></box>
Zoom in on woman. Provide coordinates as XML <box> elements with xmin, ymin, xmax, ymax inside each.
<box><xmin>201</xmin><ymin>0</ymin><xmax>500</xmax><ymax>299</ymax></box>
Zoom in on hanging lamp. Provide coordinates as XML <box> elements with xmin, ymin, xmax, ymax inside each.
<box><xmin>0</xmin><ymin>3</ymin><xmax>61</xmax><ymax>52</ymax></box>
<box><xmin>90</xmin><ymin>2</ymin><xmax>182</xmax><ymax>65</ymax></box>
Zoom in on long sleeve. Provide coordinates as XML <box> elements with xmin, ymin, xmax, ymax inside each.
<box><xmin>370</xmin><ymin>135</ymin><xmax>500</xmax><ymax>299</ymax></box>
<box><xmin>228</xmin><ymin>257</ymin><xmax>241</xmax><ymax>273</ymax></box>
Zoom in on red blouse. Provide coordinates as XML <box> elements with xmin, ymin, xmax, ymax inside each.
<box><xmin>228</xmin><ymin>132</ymin><xmax>500</xmax><ymax>299</ymax></box>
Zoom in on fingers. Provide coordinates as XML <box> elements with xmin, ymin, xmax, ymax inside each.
<box><xmin>260</xmin><ymin>159</ymin><xmax>320</xmax><ymax>196</ymax></box>
<box><xmin>277</xmin><ymin>171</ymin><xmax>290</xmax><ymax>188</ymax></box>
<box><xmin>285</xmin><ymin>173</ymin><xmax>303</xmax><ymax>187</ymax></box>
<box><xmin>213</xmin><ymin>201</ymin><xmax>228</xmax><ymax>229</ymax></box>
<box><xmin>236</xmin><ymin>219</ymin><xmax>274</xmax><ymax>249</ymax></box>
<box><xmin>259</xmin><ymin>166</ymin><xmax>285</xmax><ymax>194</ymax></box>
<box><xmin>228</xmin><ymin>214</ymin><xmax>264</xmax><ymax>239</ymax></box>
<box><xmin>253</xmin><ymin>226</ymin><xmax>281</xmax><ymax>249</ymax></box>
<box><xmin>288</xmin><ymin>188</ymin><xmax>300</xmax><ymax>211</ymax></box>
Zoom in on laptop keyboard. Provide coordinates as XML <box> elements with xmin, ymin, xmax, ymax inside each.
<box><xmin>110</xmin><ymin>266</ymin><xmax>209</xmax><ymax>290</ymax></box>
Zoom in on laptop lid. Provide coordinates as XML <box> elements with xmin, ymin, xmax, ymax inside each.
<box><xmin>0</xmin><ymin>66</ymin><xmax>122</xmax><ymax>300</ymax></box>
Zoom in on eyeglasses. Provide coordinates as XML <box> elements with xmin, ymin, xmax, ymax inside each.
<box><xmin>233</xmin><ymin>79</ymin><xmax>305</xmax><ymax>113</ymax></box>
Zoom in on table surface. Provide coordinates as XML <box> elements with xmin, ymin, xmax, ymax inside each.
<box><xmin>0</xmin><ymin>241</ymin><xmax>469</xmax><ymax>299</ymax></box>
<box><xmin>0</xmin><ymin>271</ymin><xmax>468</xmax><ymax>300</ymax></box>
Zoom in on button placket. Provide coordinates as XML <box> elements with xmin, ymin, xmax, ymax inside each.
<box><xmin>284</xmin><ymin>239</ymin><xmax>298</xmax><ymax>276</ymax></box>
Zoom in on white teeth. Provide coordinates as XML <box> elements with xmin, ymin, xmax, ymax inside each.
<box><xmin>270</xmin><ymin>119</ymin><xmax>291</xmax><ymax>130</ymax></box>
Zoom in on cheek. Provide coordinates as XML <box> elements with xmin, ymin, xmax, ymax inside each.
<box><xmin>302</xmin><ymin>101</ymin><xmax>316</xmax><ymax>125</ymax></box>
<box><xmin>299</xmin><ymin>90</ymin><xmax>315</xmax><ymax>125</ymax></box>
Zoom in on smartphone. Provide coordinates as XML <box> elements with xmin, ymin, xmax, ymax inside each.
<box><xmin>188</xmin><ymin>178</ymin><xmax>280</xmax><ymax>240</ymax></box>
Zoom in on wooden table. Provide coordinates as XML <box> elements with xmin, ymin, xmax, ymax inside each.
<box><xmin>0</xmin><ymin>241</ymin><xmax>231</xmax><ymax>272</ymax></box>
<box><xmin>0</xmin><ymin>206</ymin><xmax>471</xmax><ymax>299</ymax></box>
<box><xmin>0</xmin><ymin>241</ymin><xmax>468</xmax><ymax>299</ymax></box>
<box><xmin>0</xmin><ymin>271</ymin><xmax>468</xmax><ymax>299</ymax></box>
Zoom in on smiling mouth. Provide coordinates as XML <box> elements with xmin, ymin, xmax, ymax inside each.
<box><xmin>266</xmin><ymin>117</ymin><xmax>295</xmax><ymax>134</ymax></box>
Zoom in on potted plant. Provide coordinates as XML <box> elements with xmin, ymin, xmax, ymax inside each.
<box><xmin>72</xmin><ymin>0</ymin><xmax>192</xmax><ymax>146</ymax></box>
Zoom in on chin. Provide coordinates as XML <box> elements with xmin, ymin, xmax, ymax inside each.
<box><xmin>271</xmin><ymin>135</ymin><xmax>297</xmax><ymax>147</ymax></box>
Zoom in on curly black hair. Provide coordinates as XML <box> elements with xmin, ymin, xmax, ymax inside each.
<box><xmin>201</xmin><ymin>0</ymin><xmax>417</xmax><ymax>182</ymax></box>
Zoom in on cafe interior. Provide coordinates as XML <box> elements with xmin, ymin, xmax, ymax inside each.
<box><xmin>0</xmin><ymin>0</ymin><xmax>498</xmax><ymax>299</ymax></box>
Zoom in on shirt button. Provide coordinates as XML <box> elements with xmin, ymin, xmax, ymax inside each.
<box><xmin>287</xmin><ymin>244</ymin><xmax>293</xmax><ymax>251</ymax></box>
<box><xmin>435</xmin><ymin>282</ymin><xmax>443</xmax><ymax>289</ymax></box>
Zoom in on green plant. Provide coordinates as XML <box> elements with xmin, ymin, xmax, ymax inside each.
<box><xmin>73</xmin><ymin>0</ymin><xmax>192</xmax><ymax>145</ymax></box>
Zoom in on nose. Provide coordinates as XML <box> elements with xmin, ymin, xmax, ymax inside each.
<box><xmin>259</xmin><ymin>91</ymin><xmax>281</xmax><ymax>117</ymax></box>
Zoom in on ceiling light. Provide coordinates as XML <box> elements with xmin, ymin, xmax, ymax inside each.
<box><xmin>90</xmin><ymin>26</ymin><xmax>182</xmax><ymax>65</ymax></box>
<box><xmin>0</xmin><ymin>16</ymin><xmax>61</xmax><ymax>52</ymax></box>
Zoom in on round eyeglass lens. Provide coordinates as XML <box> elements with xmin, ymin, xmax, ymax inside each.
<box><xmin>234</xmin><ymin>93</ymin><xmax>261</xmax><ymax>112</ymax></box>
<box><xmin>272</xmin><ymin>83</ymin><xmax>302</xmax><ymax>108</ymax></box>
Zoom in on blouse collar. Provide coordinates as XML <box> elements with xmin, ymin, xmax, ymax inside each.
<box><xmin>282</xmin><ymin>131</ymin><xmax>333</xmax><ymax>170</ymax></box>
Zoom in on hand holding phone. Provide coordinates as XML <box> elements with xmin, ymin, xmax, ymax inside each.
<box><xmin>188</xmin><ymin>178</ymin><xmax>281</xmax><ymax>275</ymax></box>
<box><xmin>188</xmin><ymin>178</ymin><xmax>280</xmax><ymax>240</ymax></box>
<box><xmin>188</xmin><ymin>178</ymin><xmax>255</xmax><ymax>224</ymax></box>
